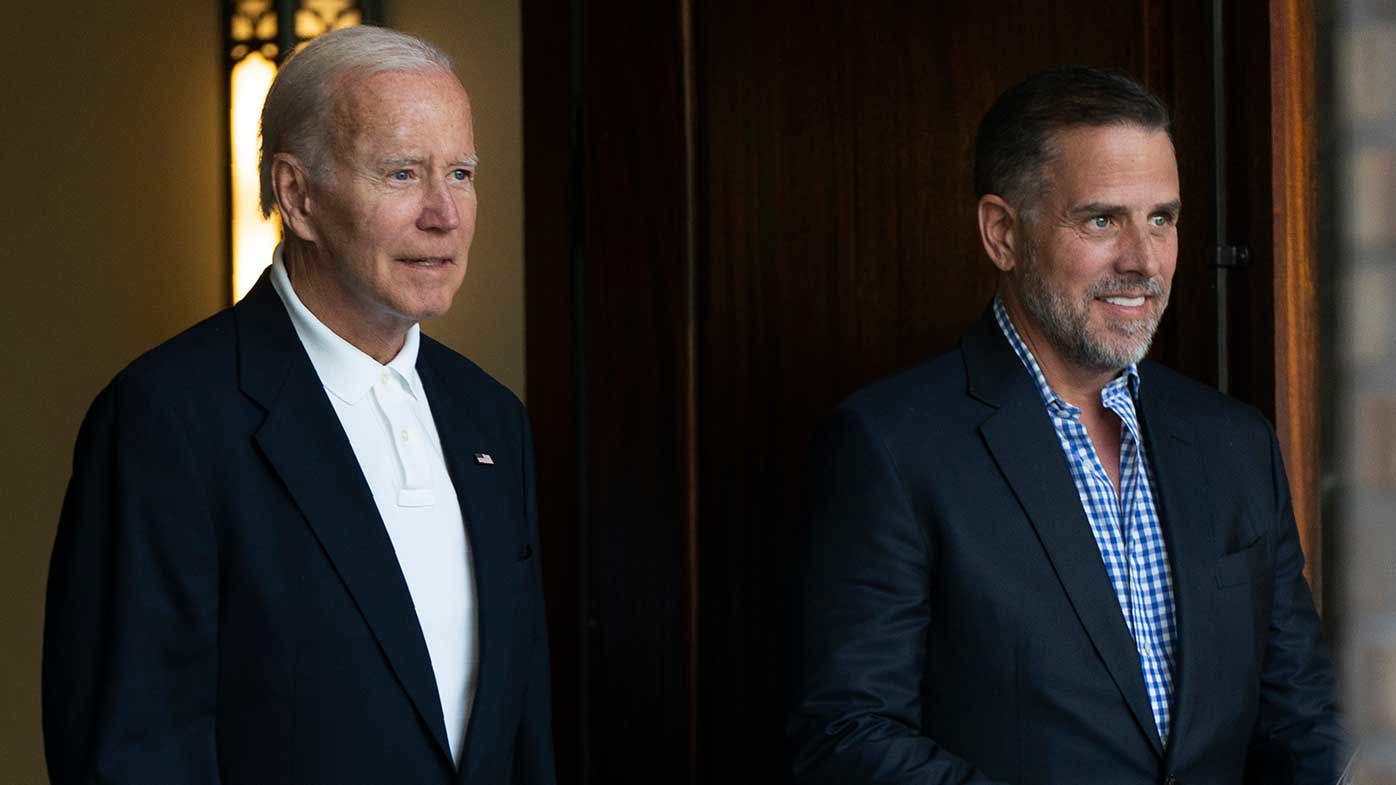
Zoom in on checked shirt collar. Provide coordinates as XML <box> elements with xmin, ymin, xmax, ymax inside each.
<box><xmin>991</xmin><ymin>294</ymin><xmax>1179</xmax><ymax>746</ymax></box>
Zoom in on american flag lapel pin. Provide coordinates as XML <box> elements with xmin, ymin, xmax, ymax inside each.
<box><xmin>474</xmin><ymin>452</ymin><xmax>495</xmax><ymax>465</ymax></box>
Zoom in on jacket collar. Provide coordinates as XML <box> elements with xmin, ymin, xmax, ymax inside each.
<box><xmin>963</xmin><ymin>305</ymin><xmax>1218</xmax><ymax>759</ymax></box>
<box><xmin>268</xmin><ymin>247</ymin><xmax>423</xmax><ymax>406</ymax></box>
<box><xmin>234</xmin><ymin>271</ymin><xmax>456</xmax><ymax>765</ymax></box>
<box><xmin>962</xmin><ymin>306</ymin><xmax>1165</xmax><ymax>756</ymax></box>
<box><xmin>235</xmin><ymin>273</ymin><xmax>530</xmax><ymax>776</ymax></box>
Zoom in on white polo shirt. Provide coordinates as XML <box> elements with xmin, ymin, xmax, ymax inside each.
<box><xmin>270</xmin><ymin>247</ymin><xmax>476</xmax><ymax>766</ymax></box>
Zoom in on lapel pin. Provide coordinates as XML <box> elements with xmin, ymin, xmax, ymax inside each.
<box><xmin>474</xmin><ymin>452</ymin><xmax>495</xmax><ymax>465</ymax></box>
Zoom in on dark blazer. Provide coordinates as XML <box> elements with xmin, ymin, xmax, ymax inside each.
<box><xmin>788</xmin><ymin>310</ymin><xmax>1342</xmax><ymax>785</ymax></box>
<box><xmin>44</xmin><ymin>274</ymin><xmax>555</xmax><ymax>785</ymax></box>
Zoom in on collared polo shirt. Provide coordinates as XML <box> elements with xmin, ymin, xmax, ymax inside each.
<box><xmin>271</xmin><ymin>247</ymin><xmax>477</xmax><ymax>765</ymax></box>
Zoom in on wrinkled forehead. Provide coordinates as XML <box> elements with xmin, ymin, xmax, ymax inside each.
<box><xmin>327</xmin><ymin>68</ymin><xmax>473</xmax><ymax>153</ymax></box>
<box><xmin>1040</xmin><ymin>124</ymin><xmax>1179</xmax><ymax>199</ymax></box>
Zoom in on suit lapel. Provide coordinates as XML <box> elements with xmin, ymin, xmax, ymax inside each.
<box><xmin>236</xmin><ymin>275</ymin><xmax>454</xmax><ymax>764</ymax></box>
<box><xmin>416</xmin><ymin>351</ymin><xmax>521</xmax><ymax>783</ymax></box>
<box><xmin>1136</xmin><ymin>373</ymin><xmax>1214</xmax><ymax>764</ymax></box>
<box><xmin>963</xmin><ymin>312</ymin><xmax>1164</xmax><ymax>757</ymax></box>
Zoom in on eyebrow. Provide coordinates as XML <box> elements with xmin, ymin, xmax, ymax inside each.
<box><xmin>1068</xmin><ymin>202</ymin><xmax>1126</xmax><ymax>219</ymax></box>
<box><xmin>1068</xmin><ymin>199</ymin><xmax>1182</xmax><ymax>219</ymax></box>
<box><xmin>378</xmin><ymin>154</ymin><xmax>480</xmax><ymax>169</ymax></box>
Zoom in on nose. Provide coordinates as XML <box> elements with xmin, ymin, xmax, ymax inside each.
<box><xmin>416</xmin><ymin>177</ymin><xmax>460</xmax><ymax>232</ymax></box>
<box><xmin>1116</xmin><ymin>220</ymin><xmax>1163</xmax><ymax>279</ymax></box>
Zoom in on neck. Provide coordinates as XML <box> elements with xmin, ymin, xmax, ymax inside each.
<box><xmin>283</xmin><ymin>239</ymin><xmax>411</xmax><ymax>365</ymax></box>
<box><xmin>999</xmin><ymin>289</ymin><xmax>1119</xmax><ymax>411</ymax></box>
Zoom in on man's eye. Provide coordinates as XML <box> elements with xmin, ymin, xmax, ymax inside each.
<box><xmin>391</xmin><ymin>170</ymin><xmax>413</xmax><ymax>181</ymax></box>
<box><xmin>451</xmin><ymin>168</ymin><xmax>474</xmax><ymax>182</ymax></box>
<box><xmin>1090</xmin><ymin>216</ymin><xmax>1111</xmax><ymax>229</ymax></box>
<box><xmin>1151</xmin><ymin>214</ymin><xmax>1174</xmax><ymax>227</ymax></box>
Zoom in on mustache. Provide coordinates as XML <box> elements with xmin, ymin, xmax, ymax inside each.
<box><xmin>1084</xmin><ymin>275</ymin><xmax>1166</xmax><ymax>299</ymax></box>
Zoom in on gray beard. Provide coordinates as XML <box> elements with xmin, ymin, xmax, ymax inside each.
<box><xmin>1015</xmin><ymin>242</ymin><xmax>1169</xmax><ymax>373</ymax></box>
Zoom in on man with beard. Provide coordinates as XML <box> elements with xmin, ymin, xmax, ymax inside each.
<box><xmin>787</xmin><ymin>67</ymin><xmax>1343</xmax><ymax>784</ymax></box>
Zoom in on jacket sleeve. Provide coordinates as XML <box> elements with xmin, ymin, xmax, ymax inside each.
<box><xmin>787</xmin><ymin>406</ymin><xmax>1009</xmax><ymax>785</ymax></box>
<box><xmin>1247</xmin><ymin>421</ymin><xmax>1347</xmax><ymax>785</ymax></box>
<box><xmin>43</xmin><ymin>372</ymin><xmax>221</xmax><ymax>784</ymax></box>
<box><xmin>513</xmin><ymin>409</ymin><xmax>558</xmax><ymax>785</ymax></box>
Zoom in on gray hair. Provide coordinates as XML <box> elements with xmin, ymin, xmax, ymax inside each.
<box><xmin>258</xmin><ymin>26</ymin><xmax>455</xmax><ymax>217</ymax></box>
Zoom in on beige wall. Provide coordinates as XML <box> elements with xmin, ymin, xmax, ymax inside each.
<box><xmin>0</xmin><ymin>3</ymin><xmax>523</xmax><ymax>782</ymax></box>
<box><xmin>0</xmin><ymin>5</ymin><xmax>224</xmax><ymax>782</ymax></box>
<box><xmin>397</xmin><ymin>0</ymin><xmax>526</xmax><ymax>398</ymax></box>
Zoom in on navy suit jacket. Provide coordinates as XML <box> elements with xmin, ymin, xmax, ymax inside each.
<box><xmin>788</xmin><ymin>310</ymin><xmax>1342</xmax><ymax>785</ymax></box>
<box><xmin>44</xmin><ymin>274</ymin><xmax>556</xmax><ymax>785</ymax></box>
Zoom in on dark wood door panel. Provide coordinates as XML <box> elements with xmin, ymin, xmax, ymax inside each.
<box><xmin>525</xmin><ymin>0</ymin><xmax>697</xmax><ymax>781</ymax></box>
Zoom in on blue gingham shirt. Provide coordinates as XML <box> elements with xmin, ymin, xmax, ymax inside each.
<box><xmin>993</xmin><ymin>296</ymin><xmax>1178</xmax><ymax>744</ymax></box>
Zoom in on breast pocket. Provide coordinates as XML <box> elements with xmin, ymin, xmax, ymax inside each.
<box><xmin>1215</xmin><ymin>535</ymin><xmax>1268</xmax><ymax>588</ymax></box>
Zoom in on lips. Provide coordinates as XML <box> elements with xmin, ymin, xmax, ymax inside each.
<box><xmin>1100</xmin><ymin>295</ymin><xmax>1146</xmax><ymax>307</ymax></box>
<box><xmin>398</xmin><ymin>257</ymin><xmax>454</xmax><ymax>266</ymax></box>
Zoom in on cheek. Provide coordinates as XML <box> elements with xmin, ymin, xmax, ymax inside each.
<box><xmin>460</xmin><ymin>193</ymin><xmax>478</xmax><ymax>228</ymax></box>
<box><xmin>454</xmin><ymin>199</ymin><xmax>479</xmax><ymax>248</ymax></box>
<box><xmin>1046</xmin><ymin>236</ymin><xmax>1106</xmax><ymax>283</ymax></box>
<box><xmin>1159</xmin><ymin>238</ymin><xmax>1179</xmax><ymax>282</ymax></box>
<box><xmin>1059</xmin><ymin>251</ymin><xmax>1111</xmax><ymax>293</ymax></box>
<box><xmin>365</xmin><ymin>203</ymin><xmax>424</xmax><ymax>246</ymax></box>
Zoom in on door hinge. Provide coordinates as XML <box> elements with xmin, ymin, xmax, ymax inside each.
<box><xmin>1211</xmin><ymin>244</ymin><xmax>1251</xmax><ymax>269</ymax></box>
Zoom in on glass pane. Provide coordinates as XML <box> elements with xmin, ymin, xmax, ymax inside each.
<box><xmin>230</xmin><ymin>51</ymin><xmax>281</xmax><ymax>302</ymax></box>
<box><xmin>295</xmin><ymin>8</ymin><xmax>327</xmax><ymax>39</ymax></box>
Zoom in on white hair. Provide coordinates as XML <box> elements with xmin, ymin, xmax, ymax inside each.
<box><xmin>258</xmin><ymin>26</ymin><xmax>455</xmax><ymax>217</ymax></box>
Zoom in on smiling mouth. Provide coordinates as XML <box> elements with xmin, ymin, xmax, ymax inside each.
<box><xmin>1099</xmin><ymin>295</ymin><xmax>1146</xmax><ymax>307</ymax></box>
<box><xmin>400</xmin><ymin>257</ymin><xmax>453</xmax><ymax>266</ymax></box>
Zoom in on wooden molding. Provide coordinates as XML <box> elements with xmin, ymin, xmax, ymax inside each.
<box><xmin>1269</xmin><ymin>0</ymin><xmax>1322</xmax><ymax>605</ymax></box>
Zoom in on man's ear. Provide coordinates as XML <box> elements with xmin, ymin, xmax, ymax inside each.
<box><xmin>977</xmin><ymin>194</ymin><xmax>1021</xmax><ymax>272</ymax></box>
<box><xmin>271</xmin><ymin>153</ymin><xmax>320</xmax><ymax>244</ymax></box>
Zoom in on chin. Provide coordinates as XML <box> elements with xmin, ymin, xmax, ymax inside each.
<box><xmin>1078</xmin><ymin>325</ymin><xmax>1153</xmax><ymax>370</ymax></box>
<box><xmin>401</xmin><ymin>303</ymin><xmax>453</xmax><ymax>323</ymax></box>
<box><xmin>425</xmin><ymin>293</ymin><xmax>463</xmax><ymax>320</ymax></box>
<box><xmin>395</xmin><ymin>284</ymin><xmax>463</xmax><ymax>324</ymax></box>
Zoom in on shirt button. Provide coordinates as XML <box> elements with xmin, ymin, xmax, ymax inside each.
<box><xmin>400</xmin><ymin>429</ymin><xmax>411</xmax><ymax>442</ymax></box>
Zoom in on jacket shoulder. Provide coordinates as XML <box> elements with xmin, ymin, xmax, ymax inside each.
<box><xmin>418</xmin><ymin>335</ymin><xmax>525</xmax><ymax>414</ymax></box>
<box><xmin>108</xmin><ymin>308</ymin><xmax>239</xmax><ymax>396</ymax></box>
<box><xmin>837</xmin><ymin>348</ymin><xmax>974</xmax><ymax>436</ymax></box>
<box><xmin>68</xmin><ymin>309</ymin><xmax>240</xmax><ymax>462</ymax></box>
<box><xmin>1140</xmin><ymin>360</ymin><xmax>1274</xmax><ymax>434</ymax></box>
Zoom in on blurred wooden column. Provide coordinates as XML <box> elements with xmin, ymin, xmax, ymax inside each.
<box><xmin>1270</xmin><ymin>0</ymin><xmax>1323</xmax><ymax>601</ymax></box>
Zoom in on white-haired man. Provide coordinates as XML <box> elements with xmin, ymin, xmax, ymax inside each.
<box><xmin>44</xmin><ymin>27</ymin><xmax>556</xmax><ymax>785</ymax></box>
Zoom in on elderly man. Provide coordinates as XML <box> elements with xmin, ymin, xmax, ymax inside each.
<box><xmin>788</xmin><ymin>67</ymin><xmax>1343</xmax><ymax>784</ymax></box>
<box><xmin>44</xmin><ymin>27</ymin><xmax>554</xmax><ymax>785</ymax></box>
